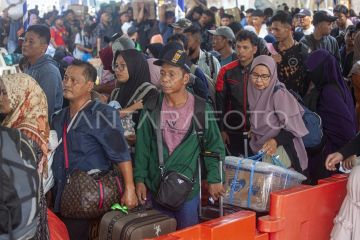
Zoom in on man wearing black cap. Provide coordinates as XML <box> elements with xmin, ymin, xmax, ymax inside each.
<box><xmin>295</xmin><ymin>8</ymin><xmax>314</xmax><ymax>36</ymax></box>
<box><xmin>300</xmin><ymin>10</ymin><xmax>341</xmax><ymax>62</ymax></box>
<box><xmin>134</xmin><ymin>48</ymin><xmax>225</xmax><ymax>230</ymax></box>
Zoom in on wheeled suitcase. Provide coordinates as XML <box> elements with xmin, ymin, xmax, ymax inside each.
<box><xmin>199</xmin><ymin>151</ymin><xmax>226</xmax><ymax>220</ymax></box>
<box><xmin>98</xmin><ymin>209</ymin><xmax>176</xmax><ymax>240</ymax></box>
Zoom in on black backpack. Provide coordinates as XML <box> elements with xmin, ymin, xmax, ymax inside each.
<box><xmin>0</xmin><ymin>127</ymin><xmax>40</xmax><ymax>240</ymax></box>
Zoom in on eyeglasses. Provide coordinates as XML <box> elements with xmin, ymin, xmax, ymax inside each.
<box><xmin>113</xmin><ymin>63</ymin><xmax>127</xmax><ymax>71</ymax></box>
<box><xmin>251</xmin><ymin>73</ymin><xmax>271</xmax><ymax>81</ymax></box>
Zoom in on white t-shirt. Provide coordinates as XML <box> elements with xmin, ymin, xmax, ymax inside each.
<box><xmin>73</xmin><ymin>32</ymin><xmax>93</xmax><ymax>60</ymax></box>
<box><xmin>258</xmin><ymin>24</ymin><xmax>268</xmax><ymax>39</ymax></box>
<box><xmin>296</xmin><ymin>25</ymin><xmax>314</xmax><ymax>36</ymax></box>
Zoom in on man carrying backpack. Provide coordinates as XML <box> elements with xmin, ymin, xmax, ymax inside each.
<box><xmin>183</xmin><ymin>26</ymin><xmax>221</xmax><ymax>86</ymax></box>
<box><xmin>134</xmin><ymin>48</ymin><xmax>225</xmax><ymax>230</ymax></box>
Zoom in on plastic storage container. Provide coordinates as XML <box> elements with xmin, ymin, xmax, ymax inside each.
<box><xmin>224</xmin><ymin>156</ymin><xmax>306</xmax><ymax>212</ymax></box>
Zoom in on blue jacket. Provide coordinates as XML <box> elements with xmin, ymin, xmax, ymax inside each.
<box><xmin>25</xmin><ymin>54</ymin><xmax>63</xmax><ymax>118</ymax></box>
<box><xmin>51</xmin><ymin>101</ymin><xmax>131</xmax><ymax>212</ymax></box>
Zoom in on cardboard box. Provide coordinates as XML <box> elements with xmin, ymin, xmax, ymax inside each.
<box><xmin>131</xmin><ymin>0</ymin><xmax>156</xmax><ymax>20</ymax></box>
<box><xmin>68</xmin><ymin>4</ymin><xmax>87</xmax><ymax>17</ymax></box>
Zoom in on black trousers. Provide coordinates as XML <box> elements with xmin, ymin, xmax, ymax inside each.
<box><xmin>60</xmin><ymin>217</ymin><xmax>91</xmax><ymax>240</ymax></box>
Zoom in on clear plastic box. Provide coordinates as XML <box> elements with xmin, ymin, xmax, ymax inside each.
<box><xmin>224</xmin><ymin>156</ymin><xmax>307</xmax><ymax>212</ymax></box>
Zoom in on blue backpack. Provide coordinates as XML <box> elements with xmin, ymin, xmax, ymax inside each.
<box><xmin>274</xmin><ymin>85</ymin><xmax>323</xmax><ymax>148</ymax></box>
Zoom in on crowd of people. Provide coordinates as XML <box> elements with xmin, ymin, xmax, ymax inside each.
<box><xmin>1</xmin><ymin>2</ymin><xmax>360</xmax><ymax>240</ymax></box>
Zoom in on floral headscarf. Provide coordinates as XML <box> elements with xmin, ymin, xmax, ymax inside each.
<box><xmin>1</xmin><ymin>73</ymin><xmax>50</xmax><ymax>175</ymax></box>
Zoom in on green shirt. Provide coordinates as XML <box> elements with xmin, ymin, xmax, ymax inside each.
<box><xmin>134</xmin><ymin>94</ymin><xmax>225</xmax><ymax>200</ymax></box>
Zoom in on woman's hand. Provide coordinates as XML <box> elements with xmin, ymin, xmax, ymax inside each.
<box><xmin>132</xmin><ymin>100</ymin><xmax>143</xmax><ymax>111</ymax></box>
<box><xmin>342</xmin><ymin>155</ymin><xmax>356</xmax><ymax>170</ymax></box>
<box><xmin>261</xmin><ymin>138</ymin><xmax>278</xmax><ymax>156</ymax></box>
<box><xmin>325</xmin><ymin>152</ymin><xmax>344</xmax><ymax>171</ymax></box>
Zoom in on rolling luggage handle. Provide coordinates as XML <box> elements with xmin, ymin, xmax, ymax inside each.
<box><xmin>243</xmin><ymin>132</ymin><xmax>249</xmax><ymax>158</ymax></box>
<box><xmin>199</xmin><ymin>151</ymin><xmax>224</xmax><ymax>218</ymax></box>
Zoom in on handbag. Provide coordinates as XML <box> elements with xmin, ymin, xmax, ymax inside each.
<box><xmin>152</xmin><ymin>101</ymin><xmax>196</xmax><ymax>211</ymax></box>
<box><xmin>59</xmin><ymin>102</ymin><xmax>124</xmax><ymax>219</ymax></box>
<box><xmin>60</xmin><ymin>169</ymin><xmax>123</xmax><ymax>219</ymax></box>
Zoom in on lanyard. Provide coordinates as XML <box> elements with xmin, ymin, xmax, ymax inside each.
<box><xmin>62</xmin><ymin>100</ymin><xmax>92</xmax><ymax>179</ymax></box>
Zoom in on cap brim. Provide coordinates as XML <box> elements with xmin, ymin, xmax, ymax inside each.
<box><xmin>328</xmin><ymin>16</ymin><xmax>338</xmax><ymax>22</ymax></box>
<box><xmin>170</xmin><ymin>23</ymin><xmax>181</xmax><ymax>28</ymax></box>
<box><xmin>207</xmin><ymin>30</ymin><xmax>219</xmax><ymax>35</ymax></box>
<box><xmin>153</xmin><ymin>59</ymin><xmax>190</xmax><ymax>72</ymax></box>
<box><xmin>297</xmin><ymin>13</ymin><xmax>309</xmax><ymax>17</ymax></box>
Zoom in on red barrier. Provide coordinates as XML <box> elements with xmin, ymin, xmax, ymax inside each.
<box><xmin>150</xmin><ymin>211</ymin><xmax>256</xmax><ymax>240</ymax></box>
<box><xmin>258</xmin><ymin>174</ymin><xmax>347</xmax><ymax>240</ymax></box>
<box><xmin>153</xmin><ymin>175</ymin><xmax>347</xmax><ymax>240</ymax></box>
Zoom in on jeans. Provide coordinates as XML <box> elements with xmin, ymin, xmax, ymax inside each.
<box><xmin>151</xmin><ymin>195</ymin><xmax>200</xmax><ymax>230</ymax></box>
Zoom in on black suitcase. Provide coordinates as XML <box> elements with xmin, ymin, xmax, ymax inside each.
<box><xmin>99</xmin><ymin>209</ymin><xmax>176</xmax><ymax>240</ymax></box>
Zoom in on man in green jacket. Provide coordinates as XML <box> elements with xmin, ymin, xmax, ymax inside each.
<box><xmin>134</xmin><ymin>48</ymin><xmax>225</xmax><ymax>229</ymax></box>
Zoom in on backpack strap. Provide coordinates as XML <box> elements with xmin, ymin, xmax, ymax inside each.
<box><xmin>109</xmin><ymin>88</ymin><xmax>120</xmax><ymax>102</ymax></box>
<box><xmin>126</xmin><ymin>82</ymin><xmax>157</xmax><ymax>107</ymax></box>
<box><xmin>204</xmin><ymin>51</ymin><xmax>215</xmax><ymax>80</ymax></box>
<box><xmin>193</xmin><ymin>95</ymin><xmax>206</xmax><ymax>153</ymax></box>
<box><xmin>190</xmin><ymin>64</ymin><xmax>197</xmax><ymax>75</ymax></box>
<box><xmin>273</xmin><ymin>84</ymin><xmax>283</xmax><ymax>93</ymax></box>
<box><xmin>209</xmin><ymin>53</ymin><xmax>215</xmax><ymax>79</ymax></box>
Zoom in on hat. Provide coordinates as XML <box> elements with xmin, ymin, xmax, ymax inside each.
<box><xmin>127</xmin><ymin>26</ymin><xmax>138</xmax><ymax>36</ymax></box>
<box><xmin>170</xmin><ymin>18</ymin><xmax>192</xmax><ymax>29</ymax></box>
<box><xmin>208</xmin><ymin>26</ymin><xmax>235</xmax><ymax>41</ymax></box>
<box><xmin>99</xmin><ymin>46</ymin><xmax>113</xmax><ymax>71</ymax></box>
<box><xmin>112</xmin><ymin>35</ymin><xmax>135</xmax><ymax>53</ymax></box>
<box><xmin>111</xmin><ymin>32</ymin><xmax>122</xmax><ymax>42</ymax></box>
<box><xmin>297</xmin><ymin>8</ymin><xmax>312</xmax><ymax>17</ymax></box>
<box><xmin>313</xmin><ymin>10</ymin><xmax>337</xmax><ymax>25</ymax></box>
<box><xmin>252</xmin><ymin>9</ymin><xmax>264</xmax><ymax>17</ymax></box>
<box><xmin>154</xmin><ymin>48</ymin><xmax>191</xmax><ymax>72</ymax></box>
<box><xmin>146</xmin><ymin>43</ymin><xmax>164</xmax><ymax>59</ymax></box>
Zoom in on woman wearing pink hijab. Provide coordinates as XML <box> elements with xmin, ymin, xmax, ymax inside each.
<box><xmin>247</xmin><ymin>55</ymin><xmax>309</xmax><ymax>174</ymax></box>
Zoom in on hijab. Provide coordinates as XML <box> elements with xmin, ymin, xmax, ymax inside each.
<box><xmin>330</xmin><ymin>165</ymin><xmax>360</xmax><ymax>240</ymax></box>
<box><xmin>99</xmin><ymin>46</ymin><xmax>114</xmax><ymax>72</ymax></box>
<box><xmin>248</xmin><ymin>55</ymin><xmax>309</xmax><ymax>171</ymax></box>
<box><xmin>306</xmin><ymin>49</ymin><xmax>354</xmax><ymax>111</ymax></box>
<box><xmin>1</xmin><ymin>73</ymin><xmax>49</xmax><ymax>174</ymax></box>
<box><xmin>113</xmin><ymin>49</ymin><xmax>151</xmax><ymax>107</ymax></box>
